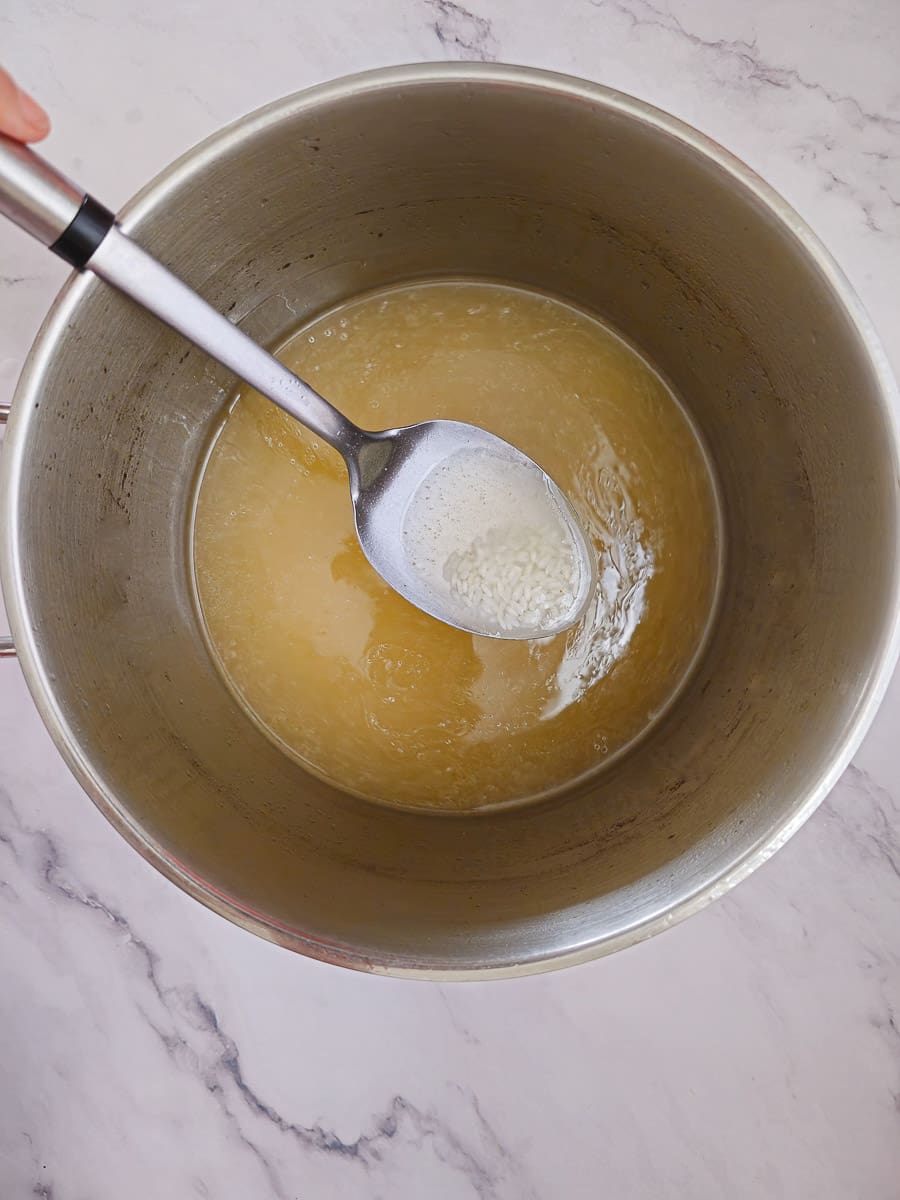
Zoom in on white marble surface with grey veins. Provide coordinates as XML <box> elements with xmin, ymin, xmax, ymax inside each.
<box><xmin>2</xmin><ymin>1</ymin><xmax>900</xmax><ymax>1196</ymax></box>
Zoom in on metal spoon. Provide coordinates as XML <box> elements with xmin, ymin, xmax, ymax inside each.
<box><xmin>0</xmin><ymin>135</ymin><xmax>595</xmax><ymax>639</ymax></box>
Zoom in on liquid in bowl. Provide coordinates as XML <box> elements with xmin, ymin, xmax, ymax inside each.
<box><xmin>191</xmin><ymin>279</ymin><xmax>722</xmax><ymax>812</ymax></box>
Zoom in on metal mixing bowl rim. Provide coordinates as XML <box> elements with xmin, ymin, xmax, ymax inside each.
<box><xmin>2</xmin><ymin>62</ymin><xmax>899</xmax><ymax>979</ymax></box>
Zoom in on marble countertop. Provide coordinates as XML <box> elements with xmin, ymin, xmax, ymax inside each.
<box><xmin>2</xmin><ymin>1</ymin><xmax>900</xmax><ymax>1196</ymax></box>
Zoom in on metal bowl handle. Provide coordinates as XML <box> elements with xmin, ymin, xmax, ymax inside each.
<box><xmin>0</xmin><ymin>399</ymin><xmax>15</xmax><ymax>656</ymax></box>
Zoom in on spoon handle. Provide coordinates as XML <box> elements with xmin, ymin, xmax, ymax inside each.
<box><xmin>0</xmin><ymin>134</ymin><xmax>360</xmax><ymax>453</ymax></box>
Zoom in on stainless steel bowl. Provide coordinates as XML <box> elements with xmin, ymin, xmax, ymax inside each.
<box><xmin>2</xmin><ymin>64</ymin><xmax>899</xmax><ymax>977</ymax></box>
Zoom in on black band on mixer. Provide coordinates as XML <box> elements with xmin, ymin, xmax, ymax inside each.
<box><xmin>49</xmin><ymin>195</ymin><xmax>116</xmax><ymax>269</ymax></box>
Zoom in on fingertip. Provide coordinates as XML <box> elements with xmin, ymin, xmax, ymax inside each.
<box><xmin>17</xmin><ymin>89</ymin><xmax>51</xmax><ymax>141</ymax></box>
<box><xmin>27</xmin><ymin>116</ymin><xmax>51</xmax><ymax>142</ymax></box>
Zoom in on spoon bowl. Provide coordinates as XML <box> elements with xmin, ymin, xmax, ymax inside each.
<box><xmin>351</xmin><ymin>419</ymin><xmax>596</xmax><ymax>639</ymax></box>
